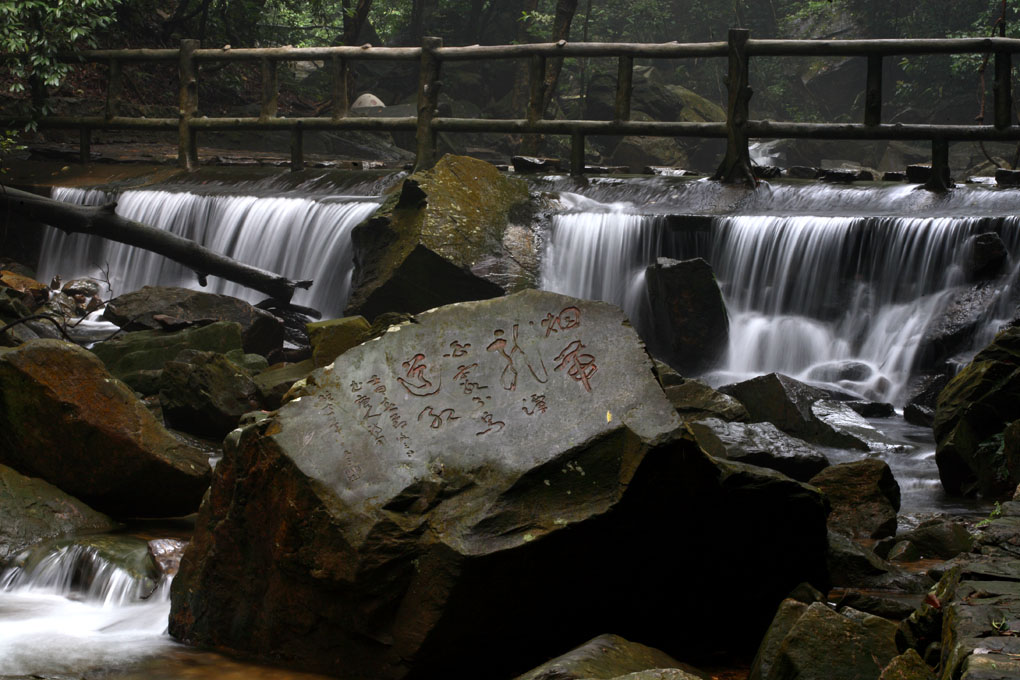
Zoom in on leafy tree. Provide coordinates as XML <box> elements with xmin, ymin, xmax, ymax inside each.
<box><xmin>1</xmin><ymin>0</ymin><xmax>121</xmax><ymax>113</ymax></box>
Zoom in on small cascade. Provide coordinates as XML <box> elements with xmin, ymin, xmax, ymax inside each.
<box><xmin>541</xmin><ymin>183</ymin><xmax>1020</xmax><ymax>405</ymax></box>
<box><xmin>40</xmin><ymin>185</ymin><xmax>383</xmax><ymax>317</ymax></box>
<box><xmin>0</xmin><ymin>540</ymin><xmax>174</xmax><ymax>677</ymax></box>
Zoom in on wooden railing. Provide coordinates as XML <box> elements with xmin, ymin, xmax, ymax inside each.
<box><xmin>10</xmin><ymin>29</ymin><xmax>1020</xmax><ymax>188</ymax></box>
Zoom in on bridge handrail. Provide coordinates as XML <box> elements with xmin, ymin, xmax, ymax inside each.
<box><xmin>5</xmin><ymin>31</ymin><xmax>1018</xmax><ymax>188</ymax></box>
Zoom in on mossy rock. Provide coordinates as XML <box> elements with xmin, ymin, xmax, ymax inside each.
<box><xmin>345</xmin><ymin>154</ymin><xmax>536</xmax><ymax>319</ymax></box>
<box><xmin>934</xmin><ymin>327</ymin><xmax>1020</xmax><ymax>498</ymax></box>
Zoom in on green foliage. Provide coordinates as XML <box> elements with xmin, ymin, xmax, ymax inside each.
<box><xmin>0</xmin><ymin>0</ymin><xmax>121</xmax><ymax>94</ymax></box>
<box><xmin>976</xmin><ymin>500</ymin><xmax>1004</xmax><ymax>528</ymax></box>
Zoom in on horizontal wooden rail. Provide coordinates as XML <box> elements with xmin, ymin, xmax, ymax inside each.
<box><xmin>7</xmin><ymin>31</ymin><xmax>1020</xmax><ymax>187</ymax></box>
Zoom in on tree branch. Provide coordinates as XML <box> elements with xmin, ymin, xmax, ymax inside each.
<box><xmin>0</xmin><ymin>186</ymin><xmax>312</xmax><ymax>303</ymax></box>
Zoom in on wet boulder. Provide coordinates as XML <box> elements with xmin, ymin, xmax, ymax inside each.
<box><xmin>878</xmin><ymin>650</ymin><xmax>935</xmax><ymax>680</ymax></box>
<box><xmin>890</xmin><ymin>518</ymin><xmax>974</xmax><ymax>560</ymax></box>
<box><xmin>513</xmin><ymin>634</ymin><xmax>708</xmax><ymax>680</ymax></box>
<box><xmin>169</xmin><ymin>291</ymin><xmax>829</xmax><ymax>679</ymax></box>
<box><xmin>642</xmin><ymin>257</ymin><xmax>729</xmax><ymax>375</ymax></box>
<box><xmin>752</xmin><ymin>601</ymin><xmax>899</xmax><ymax>680</ymax></box>
<box><xmin>0</xmin><ymin>339</ymin><xmax>212</xmax><ymax>517</ymax></box>
<box><xmin>663</xmin><ymin>378</ymin><xmax>749</xmax><ymax>422</ymax></box>
<box><xmin>810</xmin><ymin>459</ymin><xmax>900</xmax><ymax>539</ymax></box>
<box><xmin>964</xmin><ymin>231</ymin><xmax>1008</xmax><ymax>282</ymax></box>
<box><xmin>916</xmin><ymin>282</ymin><xmax>1003</xmax><ymax>373</ymax></box>
<box><xmin>345</xmin><ymin>155</ymin><xmax>536</xmax><ymax>319</ymax></box>
<box><xmin>935</xmin><ymin>327</ymin><xmax>1020</xmax><ymax>498</ymax></box>
<box><xmin>158</xmin><ymin>350</ymin><xmax>262</xmax><ymax>439</ymax></box>
<box><xmin>253</xmin><ymin>358</ymin><xmax>316</xmax><ymax>410</ymax></box>
<box><xmin>103</xmin><ymin>286</ymin><xmax>284</xmax><ymax>357</ymax></box>
<box><xmin>0</xmin><ymin>463</ymin><xmax>120</xmax><ymax>567</ymax></box>
<box><xmin>827</xmin><ymin>531</ymin><xmax>933</xmax><ymax>593</ymax></box>
<box><xmin>688</xmin><ymin>418</ymin><xmax>829</xmax><ymax>482</ymax></box>
<box><xmin>719</xmin><ymin>373</ymin><xmax>868</xmax><ymax>449</ymax></box>
<box><xmin>91</xmin><ymin>321</ymin><xmax>245</xmax><ymax>394</ymax></box>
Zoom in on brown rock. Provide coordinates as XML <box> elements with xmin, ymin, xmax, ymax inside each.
<box><xmin>0</xmin><ymin>339</ymin><xmax>212</xmax><ymax>517</ymax></box>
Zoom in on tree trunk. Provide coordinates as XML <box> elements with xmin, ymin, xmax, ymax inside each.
<box><xmin>0</xmin><ymin>186</ymin><xmax>311</xmax><ymax>303</ymax></box>
<box><xmin>541</xmin><ymin>0</ymin><xmax>579</xmax><ymax>116</ymax></box>
<box><xmin>342</xmin><ymin>0</ymin><xmax>373</xmax><ymax>45</ymax></box>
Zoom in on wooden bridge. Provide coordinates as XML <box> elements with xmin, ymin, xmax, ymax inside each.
<box><xmin>11</xmin><ymin>29</ymin><xmax>1020</xmax><ymax>190</ymax></box>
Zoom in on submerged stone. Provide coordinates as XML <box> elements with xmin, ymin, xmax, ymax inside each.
<box><xmin>169</xmin><ymin>291</ymin><xmax>829</xmax><ymax>679</ymax></box>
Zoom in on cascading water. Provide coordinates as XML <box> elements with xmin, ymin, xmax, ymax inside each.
<box><xmin>40</xmin><ymin>184</ymin><xmax>384</xmax><ymax>318</ymax></box>
<box><xmin>0</xmin><ymin>541</ymin><xmax>174</xmax><ymax>677</ymax></box>
<box><xmin>542</xmin><ymin>182</ymin><xmax>1020</xmax><ymax>405</ymax></box>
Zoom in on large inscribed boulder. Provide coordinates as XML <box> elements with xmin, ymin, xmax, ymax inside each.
<box><xmin>169</xmin><ymin>291</ymin><xmax>828</xmax><ymax>679</ymax></box>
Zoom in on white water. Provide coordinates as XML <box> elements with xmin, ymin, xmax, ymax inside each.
<box><xmin>542</xmin><ymin>183</ymin><xmax>1020</xmax><ymax>405</ymax></box>
<box><xmin>39</xmin><ymin>187</ymin><xmax>382</xmax><ymax>318</ymax></box>
<box><xmin>0</xmin><ymin>542</ymin><xmax>174</xmax><ymax>678</ymax></box>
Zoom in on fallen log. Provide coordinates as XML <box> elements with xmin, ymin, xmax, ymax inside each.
<box><xmin>0</xmin><ymin>185</ymin><xmax>312</xmax><ymax>303</ymax></box>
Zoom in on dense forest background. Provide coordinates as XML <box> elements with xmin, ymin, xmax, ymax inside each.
<box><xmin>4</xmin><ymin>0</ymin><xmax>1020</xmax><ymax>168</ymax></box>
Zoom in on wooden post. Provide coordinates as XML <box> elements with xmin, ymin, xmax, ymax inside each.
<box><xmin>614</xmin><ymin>56</ymin><xmax>633</xmax><ymax>122</ymax></box>
<box><xmin>290</xmin><ymin>124</ymin><xmax>304</xmax><ymax>172</ymax></box>
<box><xmin>925</xmin><ymin>137</ymin><xmax>952</xmax><ymax>192</ymax></box>
<box><xmin>864</xmin><ymin>54</ymin><xmax>882</xmax><ymax>127</ymax></box>
<box><xmin>178</xmin><ymin>39</ymin><xmax>200</xmax><ymax>170</ymax></box>
<box><xmin>79</xmin><ymin>128</ymin><xmax>91</xmax><ymax>166</ymax></box>
<box><xmin>570</xmin><ymin>132</ymin><xmax>585</xmax><ymax>176</ymax></box>
<box><xmin>260</xmin><ymin>58</ymin><xmax>278</xmax><ymax>120</ymax></box>
<box><xmin>414</xmin><ymin>36</ymin><xmax>442</xmax><ymax>172</ymax></box>
<box><xmin>713</xmin><ymin>28</ymin><xmax>755</xmax><ymax>186</ymax></box>
<box><xmin>330</xmin><ymin>55</ymin><xmax>348</xmax><ymax>118</ymax></box>
<box><xmin>105</xmin><ymin>59</ymin><xmax>122</xmax><ymax>120</ymax></box>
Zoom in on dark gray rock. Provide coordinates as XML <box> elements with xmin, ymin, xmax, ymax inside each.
<box><xmin>688</xmin><ymin>418</ymin><xmax>829</xmax><ymax>481</ymax></box>
<box><xmin>917</xmin><ymin>282</ymin><xmax>1003</xmax><ymax>373</ymax></box>
<box><xmin>103</xmin><ymin>286</ymin><xmax>284</xmax><ymax>357</ymax></box>
<box><xmin>965</xmin><ymin>232</ymin><xmax>1009</xmax><ymax>281</ymax></box>
<box><xmin>643</xmin><ymin>257</ymin><xmax>729</xmax><ymax>375</ymax></box>
<box><xmin>759</xmin><ymin>602</ymin><xmax>898</xmax><ymax>680</ymax></box>
<box><xmin>663</xmin><ymin>379</ymin><xmax>749</xmax><ymax>422</ymax></box>
<box><xmin>158</xmin><ymin>350</ymin><xmax>262</xmax><ymax>439</ymax></box>
<box><xmin>810</xmin><ymin>459</ymin><xmax>900</xmax><ymax>539</ymax></box>
<box><xmin>827</xmin><ymin>531</ymin><xmax>934</xmax><ymax>593</ymax></box>
<box><xmin>169</xmin><ymin>291</ymin><xmax>829</xmax><ymax>679</ymax></box>
<box><xmin>720</xmin><ymin>373</ymin><xmax>868</xmax><ymax>449</ymax></box>
<box><xmin>512</xmin><ymin>634</ymin><xmax>709</xmax><ymax>680</ymax></box>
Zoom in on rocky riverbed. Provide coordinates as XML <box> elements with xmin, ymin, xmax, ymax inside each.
<box><xmin>2</xmin><ymin>155</ymin><xmax>1020</xmax><ymax>679</ymax></box>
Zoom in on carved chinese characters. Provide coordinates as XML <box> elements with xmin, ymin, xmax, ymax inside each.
<box><xmin>275</xmin><ymin>291</ymin><xmax>677</xmax><ymax>498</ymax></box>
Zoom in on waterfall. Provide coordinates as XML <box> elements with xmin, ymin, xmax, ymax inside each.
<box><xmin>40</xmin><ymin>186</ymin><xmax>383</xmax><ymax>318</ymax></box>
<box><xmin>541</xmin><ymin>183</ymin><xmax>1020</xmax><ymax>404</ymax></box>
<box><xmin>0</xmin><ymin>541</ymin><xmax>174</xmax><ymax>677</ymax></box>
